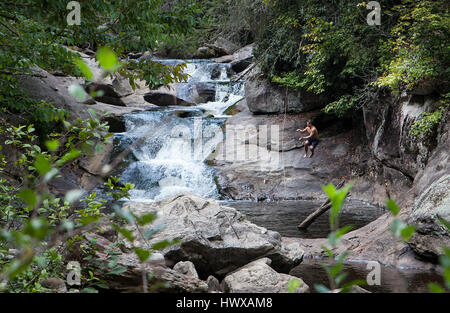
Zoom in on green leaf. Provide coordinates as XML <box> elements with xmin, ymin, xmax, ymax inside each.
<box><xmin>68</xmin><ymin>84</ymin><xmax>88</xmax><ymax>102</ymax></box>
<box><xmin>7</xmin><ymin>258</ymin><xmax>34</xmax><ymax>280</ymax></box>
<box><xmin>88</xmin><ymin>108</ymin><xmax>98</xmax><ymax>120</ymax></box>
<box><xmin>23</xmin><ymin>217</ymin><xmax>49</xmax><ymax>240</ymax></box>
<box><xmin>287</xmin><ymin>279</ymin><xmax>302</xmax><ymax>293</ymax></box>
<box><xmin>97</xmin><ymin>47</ymin><xmax>119</xmax><ymax>72</ymax></box>
<box><xmin>136</xmin><ymin>212</ymin><xmax>157</xmax><ymax>226</ymax></box>
<box><xmin>330</xmin><ymin>262</ymin><xmax>344</xmax><ymax>278</ymax></box>
<box><xmin>386</xmin><ymin>199</ymin><xmax>400</xmax><ymax>216</ymax></box>
<box><xmin>56</xmin><ymin>148</ymin><xmax>81</xmax><ymax>166</ymax></box>
<box><xmin>74</xmin><ymin>58</ymin><xmax>93</xmax><ymax>80</ymax></box>
<box><xmin>340</xmin><ymin>280</ymin><xmax>367</xmax><ymax>293</ymax></box>
<box><xmin>144</xmin><ymin>224</ymin><xmax>166</xmax><ymax>239</ymax></box>
<box><xmin>428</xmin><ymin>282</ymin><xmax>445</xmax><ymax>293</ymax></box>
<box><xmin>321</xmin><ymin>245</ymin><xmax>334</xmax><ymax>259</ymax></box>
<box><xmin>336</xmin><ymin>225</ymin><xmax>354</xmax><ymax>239</ymax></box>
<box><xmin>112</xmin><ymin>224</ymin><xmax>135</xmax><ymax>242</ymax></box>
<box><xmin>322</xmin><ymin>182</ymin><xmax>353</xmax><ymax>229</ymax></box>
<box><xmin>33</xmin><ymin>155</ymin><xmax>52</xmax><ymax>176</ymax></box>
<box><xmin>78</xmin><ymin>215</ymin><xmax>100</xmax><ymax>226</ymax></box>
<box><xmin>108</xmin><ymin>265</ymin><xmax>127</xmax><ymax>275</ymax></box>
<box><xmin>437</xmin><ymin>216</ymin><xmax>450</xmax><ymax>231</ymax></box>
<box><xmin>335</xmin><ymin>272</ymin><xmax>348</xmax><ymax>287</ymax></box>
<box><xmin>152</xmin><ymin>239</ymin><xmax>180</xmax><ymax>251</ymax></box>
<box><xmin>133</xmin><ymin>247</ymin><xmax>151</xmax><ymax>262</ymax></box>
<box><xmin>401</xmin><ymin>225</ymin><xmax>416</xmax><ymax>241</ymax></box>
<box><xmin>45</xmin><ymin>140</ymin><xmax>60</xmax><ymax>152</ymax></box>
<box><xmin>314</xmin><ymin>284</ymin><xmax>330</xmax><ymax>293</ymax></box>
<box><xmin>18</xmin><ymin>188</ymin><xmax>38</xmax><ymax>209</ymax></box>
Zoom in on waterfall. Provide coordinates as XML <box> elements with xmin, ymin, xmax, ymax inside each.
<box><xmin>115</xmin><ymin>59</ymin><xmax>245</xmax><ymax>202</ymax></box>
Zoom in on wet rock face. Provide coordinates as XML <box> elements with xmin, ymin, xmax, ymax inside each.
<box><xmin>408</xmin><ymin>175</ymin><xmax>450</xmax><ymax>260</ymax></box>
<box><xmin>206</xmin><ymin>37</ymin><xmax>240</xmax><ymax>56</ymax></box>
<box><xmin>211</xmin><ymin>110</ymin><xmax>377</xmax><ymax>201</ymax></box>
<box><xmin>144</xmin><ymin>91</ymin><xmax>196</xmax><ymax>107</ymax></box>
<box><xmin>363</xmin><ymin>93</ymin><xmax>440</xmax><ymax>181</ymax></box>
<box><xmin>245</xmin><ymin>67</ymin><xmax>328</xmax><ymax>114</ymax></box>
<box><xmin>221</xmin><ymin>258</ymin><xmax>309</xmax><ymax>293</ymax></box>
<box><xmin>17</xmin><ymin>66</ymin><xmax>88</xmax><ymax>120</ymax></box>
<box><xmin>215</xmin><ymin>44</ymin><xmax>254</xmax><ymax>74</ymax></box>
<box><xmin>195</xmin><ymin>47</ymin><xmax>218</xmax><ymax>59</ymax></box>
<box><xmin>123</xmin><ymin>194</ymin><xmax>303</xmax><ymax>279</ymax></box>
<box><xmin>84</xmin><ymin>82</ymin><xmax>126</xmax><ymax>107</ymax></box>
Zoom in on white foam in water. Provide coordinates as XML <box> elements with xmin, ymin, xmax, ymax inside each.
<box><xmin>116</xmin><ymin>59</ymin><xmax>245</xmax><ymax>202</ymax></box>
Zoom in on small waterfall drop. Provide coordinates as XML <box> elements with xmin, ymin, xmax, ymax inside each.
<box><xmin>115</xmin><ymin>59</ymin><xmax>245</xmax><ymax>202</ymax></box>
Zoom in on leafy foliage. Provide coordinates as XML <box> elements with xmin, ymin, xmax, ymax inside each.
<box><xmin>212</xmin><ymin>0</ymin><xmax>450</xmax><ymax>116</ymax></box>
<box><xmin>409</xmin><ymin>93</ymin><xmax>449</xmax><ymax>141</ymax></box>
<box><xmin>386</xmin><ymin>198</ymin><xmax>450</xmax><ymax>293</ymax></box>
<box><xmin>0</xmin><ymin>47</ymin><xmax>178</xmax><ymax>293</ymax></box>
<box><xmin>313</xmin><ymin>182</ymin><xmax>366</xmax><ymax>293</ymax></box>
<box><xmin>0</xmin><ymin>0</ymin><xmax>194</xmax><ymax>129</ymax></box>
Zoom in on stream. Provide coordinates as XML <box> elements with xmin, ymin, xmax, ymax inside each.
<box><xmin>113</xmin><ymin>58</ymin><xmax>443</xmax><ymax>293</ymax></box>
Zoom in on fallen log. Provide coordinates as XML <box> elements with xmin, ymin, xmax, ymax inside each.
<box><xmin>297</xmin><ymin>181</ymin><xmax>345</xmax><ymax>230</ymax></box>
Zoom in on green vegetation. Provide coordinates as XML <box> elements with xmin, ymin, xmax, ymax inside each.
<box><xmin>0</xmin><ymin>47</ymin><xmax>180</xmax><ymax>293</ymax></box>
<box><xmin>315</xmin><ymin>182</ymin><xmax>367</xmax><ymax>293</ymax></box>
<box><xmin>0</xmin><ymin>0</ymin><xmax>193</xmax><ymax>133</ymax></box>
<box><xmin>0</xmin><ymin>1</ymin><xmax>197</xmax><ymax>292</ymax></box>
<box><xmin>385</xmin><ymin>198</ymin><xmax>450</xmax><ymax>293</ymax></box>
<box><xmin>288</xmin><ymin>182</ymin><xmax>449</xmax><ymax>293</ymax></box>
<box><xmin>172</xmin><ymin>0</ymin><xmax>448</xmax><ymax>118</ymax></box>
<box><xmin>409</xmin><ymin>93</ymin><xmax>449</xmax><ymax>142</ymax></box>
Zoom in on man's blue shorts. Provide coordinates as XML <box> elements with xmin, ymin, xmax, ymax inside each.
<box><xmin>307</xmin><ymin>138</ymin><xmax>319</xmax><ymax>148</ymax></box>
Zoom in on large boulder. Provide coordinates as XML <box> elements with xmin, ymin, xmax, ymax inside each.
<box><xmin>17</xmin><ymin>66</ymin><xmax>88</xmax><ymax>120</ymax></box>
<box><xmin>245</xmin><ymin>67</ymin><xmax>328</xmax><ymax>114</ymax></box>
<box><xmin>206</xmin><ymin>37</ymin><xmax>240</xmax><ymax>57</ymax></box>
<box><xmin>144</xmin><ymin>91</ymin><xmax>195</xmax><ymax>107</ymax></box>
<box><xmin>83</xmin><ymin>82</ymin><xmax>126</xmax><ymax>106</ymax></box>
<box><xmin>408</xmin><ymin>175</ymin><xmax>450</xmax><ymax>260</ymax></box>
<box><xmin>66</xmin><ymin>233</ymin><xmax>208</xmax><ymax>292</ymax></box>
<box><xmin>215</xmin><ymin>44</ymin><xmax>254</xmax><ymax>73</ymax></box>
<box><xmin>221</xmin><ymin>258</ymin><xmax>309</xmax><ymax>293</ymax></box>
<box><xmin>122</xmin><ymin>194</ymin><xmax>303</xmax><ymax>278</ymax></box>
<box><xmin>194</xmin><ymin>47</ymin><xmax>218</xmax><ymax>59</ymax></box>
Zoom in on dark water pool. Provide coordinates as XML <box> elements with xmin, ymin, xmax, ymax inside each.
<box><xmin>222</xmin><ymin>200</ymin><xmax>445</xmax><ymax>293</ymax></box>
<box><xmin>290</xmin><ymin>259</ymin><xmax>446</xmax><ymax>293</ymax></box>
<box><xmin>221</xmin><ymin>200</ymin><xmax>385</xmax><ymax>238</ymax></box>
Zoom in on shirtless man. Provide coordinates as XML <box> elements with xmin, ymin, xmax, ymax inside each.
<box><xmin>296</xmin><ymin>120</ymin><xmax>319</xmax><ymax>158</ymax></box>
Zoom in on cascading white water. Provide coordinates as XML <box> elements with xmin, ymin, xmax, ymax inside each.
<box><xmin>115</xmin><ymin>59</ymin><xmax>245</xmax><ymax>202</ymax></box>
